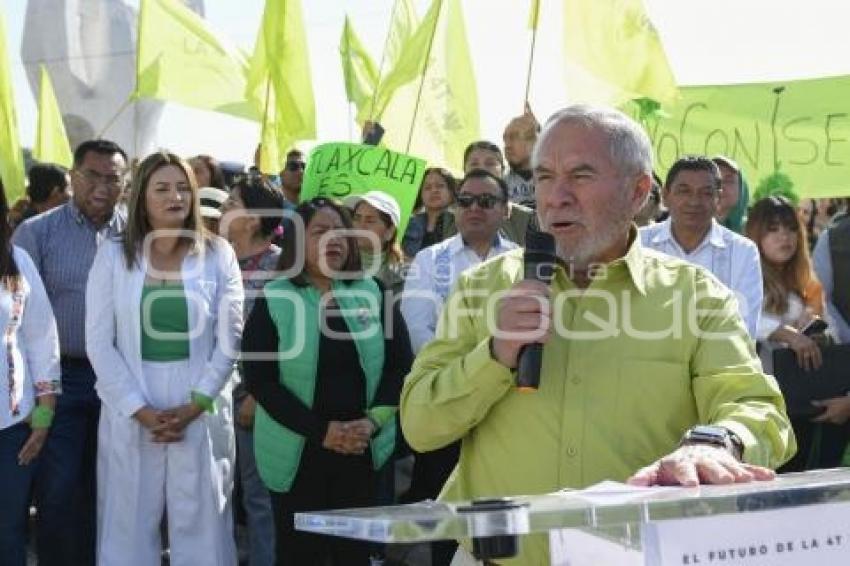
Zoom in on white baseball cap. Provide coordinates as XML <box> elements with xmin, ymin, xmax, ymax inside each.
<box><xmin>344</xmin><ymin>191</ymin><xmax>401</xmax><ymax>228</ymax></box>
<box><xmin>199</xmin><ymin>186</ymin><xmax>228</xmax><ymax>219</ymax></box>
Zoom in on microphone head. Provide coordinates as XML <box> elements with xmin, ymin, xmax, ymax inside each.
<box><xmin>523</xmin><ymin>225</ymin><xmax>557</xmax><ymax>283</ymax></box>
<box><xmin>524</xmin><ymin>226</ymin><xmax>556</xmax><ymax>257</ymax></box>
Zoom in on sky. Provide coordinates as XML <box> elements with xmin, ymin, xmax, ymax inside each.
<box><xmin>5</xmin><ymin>0</ymin><xmax>850</xmax><ymax>165</ymax></box>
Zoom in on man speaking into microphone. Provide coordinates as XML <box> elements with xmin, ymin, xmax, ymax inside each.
<box><xmin>399</xmin><ymin>105</ymin><xmax>795</xmax><ymax>566</ymax></box>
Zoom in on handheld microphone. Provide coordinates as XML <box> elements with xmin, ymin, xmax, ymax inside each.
<box><xmin>515</xmin><ymin>227</ymin><xmax>556</xmax><ymax>391</ymax></box>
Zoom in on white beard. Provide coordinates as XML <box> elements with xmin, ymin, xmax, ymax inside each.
<box><xmin>552</xmin><ymin>197</ymin><xmax>634</xmax><ymax>273</ymax></box>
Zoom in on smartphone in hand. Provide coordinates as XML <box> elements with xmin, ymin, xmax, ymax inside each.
<box><xmin>801</xmin><ymin>317</ymin><xmax>828</xmax><ymax>337</ymax></box>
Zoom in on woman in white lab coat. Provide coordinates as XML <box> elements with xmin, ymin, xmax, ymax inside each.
<box><xmin>85</xmin><ymin>151</ymin><xmax>243</xmax><ymax>566</ymax></box>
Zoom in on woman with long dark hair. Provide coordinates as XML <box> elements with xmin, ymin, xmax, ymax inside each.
<box><xmin>219</xmin><ymin>174</ymin><xmax>285</xmax><ymax>566</ymax></box>
<box><xmin>242</xmin><ymin>198</ymin><xmax>412</xmax><ymax>565</ymax></box>
<box><xmin>0</xmin><ymin>175</ymin><xmax>62</xmax><ymax>565</ymax></box>
<box><xmin>189</xmin><ymin>154</ymin><xmax>227</xmax><ymax>191</ymax></box>
<box><xmin>402</xmin><ymin>167</ymin><xmax>455</xmax><ymax>258</ymax></box>
<box><xmin>85</xmin><ymin>152</ymin><xmax>243</xmax><ymax>565</ymax></box>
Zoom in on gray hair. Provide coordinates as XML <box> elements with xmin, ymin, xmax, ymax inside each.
<box><xmin>531</xmin><ymin>105</ymin><xmax>653</xmax><ymax>177</ymax></box>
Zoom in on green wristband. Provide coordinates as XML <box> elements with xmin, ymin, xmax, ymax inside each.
<box><xmin>31</xmin><ymin>405</ymin><xmax>54</xmax><ymax>429</ymax></box>
<box><xmin>190</xmin><ymin>391</ymin><xmax>215</xmax><ymax>414</ymax></box>
<box><xmin>366</xmin><ymin>406</ymin><xmax>397</xmax><ymax>429</ymax></box>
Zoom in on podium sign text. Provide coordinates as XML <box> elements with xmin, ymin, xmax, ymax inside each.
<box><xmin>641</xmin><ymin>500</ymin><xmax>850</xmax><ymax>566</ymax></box>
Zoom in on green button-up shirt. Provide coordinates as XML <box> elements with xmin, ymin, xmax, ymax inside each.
<box><xmin>400</xmin><ymin>231</ymin><xmax>795</xmax><ymax>565</ymax></box>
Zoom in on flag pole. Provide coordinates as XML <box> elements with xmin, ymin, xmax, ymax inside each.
<box><xmin>406</xmin><ymin>0</ymin><xmax>443</xmax><ymax>154</ymax></box>
<box><xmin>367</xmin><ymin>0</ymin><xmax>402</xmax><ymax>124</ymax></box>
<box><xmin>342</xmin><ymin>17</ymin><xmax>353</xmax><ymax>137</ymax></box>
<box><xmin>97</xmin><ymin>98</ymin><xmax>132</xmax><ymax>139</ymax></box>
<box><xmin>259</xmin><ymin>76</ymin><xmax>273</xmax><ymax>172</ymax></box>
<box><xmin>524</xmin><ymin>1</ymin><xmax>540</xmax><ymax>107</ymax></box>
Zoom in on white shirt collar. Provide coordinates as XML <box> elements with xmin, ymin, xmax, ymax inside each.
<box><xmin>446</xmin><ymin>232</ymin><xmax>511</xmax><ymax>257</ymax></box>
<box><xmin>652</xmin><ymin>217</ymin><xmax>727</xmax><ymax>250</ymax></box>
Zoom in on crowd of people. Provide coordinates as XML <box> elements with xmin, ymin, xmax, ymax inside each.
<box><xmin>0</xmin><ymin>104</ymin><xmax>848</xmax><ymax>566</ymax></box>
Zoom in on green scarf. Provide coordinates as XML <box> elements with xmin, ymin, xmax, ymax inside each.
<box><xmin>722</xmin><ymin>173</ymin><xmax>750</xmax><ymax>234</ymax></box>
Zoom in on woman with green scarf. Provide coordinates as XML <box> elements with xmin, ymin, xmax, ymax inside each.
<box><xmin>713</xmin><ymin>155</ymin><xmax>750</xmax><ymax>233</ymax></box>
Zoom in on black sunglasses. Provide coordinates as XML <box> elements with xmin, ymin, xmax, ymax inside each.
<box><xmin>456</xmin><ymin>193</ymin><xmax>505</xmax><ymax>210</ymax></box>
<box><xmin>285</xmin><ymin>161</ymin><xmax>306</xmax><ymax>172</ymax></box>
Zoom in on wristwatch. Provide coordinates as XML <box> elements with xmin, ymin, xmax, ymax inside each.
<box><xmin>680</xmin><ymin>425</ymin><xmax>744</xmax><ymax>461</ymax></box>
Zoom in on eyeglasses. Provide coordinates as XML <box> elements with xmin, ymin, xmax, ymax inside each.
<box><xmin>285</xmin><ymin>161</ymin><xmax>306</xmax><ymax>172</ymax></box>
<box><xmin>456</xmin><ymin>193</ymin><xmax>505</xmax><ymax>210</ymax></box>
<box><xmin>74</xmin><ymin>168</ymin><xmax>125</xmax><ymax>190</ymax></box>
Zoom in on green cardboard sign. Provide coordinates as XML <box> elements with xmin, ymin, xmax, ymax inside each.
<box><xmin>301</xmin><ymin>142</ymin><xmax>427</xmax><ymax>237</ymax></box>
<box><xmin>624</xmin><ymin>75</ymin><xmax>850</xmax><ymax>199</ymax></box>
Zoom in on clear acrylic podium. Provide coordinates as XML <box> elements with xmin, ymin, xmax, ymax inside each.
<box><xmin>295</xmin><ymin>468</ymin><xmax>850</xmax><ymax>564</ymax></box>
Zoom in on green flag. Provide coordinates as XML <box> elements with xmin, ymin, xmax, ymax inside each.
<box><xmin>34</xmin><ymin>65</ymin><xmax>73</xmax><ymax>168</ymax></box>
<box><xmin>134</xmin><ymin>0</ymin><xmax>259</xmax><ymax>121</ymax></box>
<box><xmin>384</xmin><ymin>0</ymin><xmax>420</xmax><ymax>73</ymax></box>
<box><xmin>564</xmin><ymin>0</ymin><xmax>678</xmax><ymax>107</ymax></box>
<box><xmin>353</xmin><ymin>0</ymin><xmax>419</xmax><ymax>125</ymax></box>
<box><xmin>0</xmin><ymin>9</ymin><xmax>25</xmax><ymax>201</ymax></box>
<box><xmin>378</xmin><ymin>0</ymin><xmax>480</xmax><ymax>174</ymax></box>
<box><xmin>362</xmin><ymin>0</ymin><xmax>443</xmax><ymax>125</ymax></box>
<box><xmin>622</xmin><ymin>75</ymin><xmax>850</xmax><ymax>198</ymax></box>
<box><xmin>247</xmin><ymin>0</ymin><xmax>317</xmax><ymax>174</ymax></box>
<box><xmin>340</xmin><ymin>16</ymin><xmax>378</xmax><ymax>117</ymax></box>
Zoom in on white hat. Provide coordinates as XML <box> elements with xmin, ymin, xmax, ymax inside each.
<box><xmin>199</xmin><ymin>186</ymin><xmax>228</xmax><ymax>219</ymax></box>
<box><xmin>344</xmin><ymin>191</ymin><xmax>401</xmax><ymax>228</ymax></box>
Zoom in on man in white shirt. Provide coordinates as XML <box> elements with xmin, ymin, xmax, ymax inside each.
<box><xmin>399</xmin><ymin>168</ymin><xmax>518</xmax><ymax>564</ymax></box>
<box><xmin>402</xmin><ymin>169</ymin><xmax>518</xmax><ymax>353</ymax></box>
<box><xmin>640</xmin><ymin>156</ymin><xmax>763</xmax><ymax>338</ymax></box>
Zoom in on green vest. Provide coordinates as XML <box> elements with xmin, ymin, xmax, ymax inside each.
<box><xmin>253</xmin><ymin>277</ymin><xmax>396</xmax><ymax>493</ymax></box>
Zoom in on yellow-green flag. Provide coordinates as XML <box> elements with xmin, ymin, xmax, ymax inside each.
<box><xmin>379</xmin><ymin>0</ymin><xmax>480</xmax><ymax>174</ymax></box>
<box><xmin>384</xmin><ymin>0</ymin><xmax>419</xmax><ymax>72</ymax></box>
<box><xmin>563</xmin><ymin>0</ymin><xmax>678</xmax><ymax>106</ymax></box>
<box><xmin>528</xmin><ymin>0</ymin><xmax>541</xmax><ymax>30</ymax></box>
<box><xmin>34</xmin><ymin>65</ymin><xmax>73</xmax><ymax>168</ymax></box>
<box><xmin>354</xmin><ymin>0</ymin><xmax>420</xmax><ymax>125</ymax></box>
<box><xmin>0</xmin><ymin>9</ymin><xmax>25</xmax><ymax>201</ymax></box>
<box><xmin>134</xmin><ymin>0</ymin><xmax>259</xmax><ymax>121</ymax></box>
<box><xmin>247</xmin><ymin>0</ymin><xmax>316</xmax><ymax>174</ymax></box>
<box><xmin>361</xmin><ymin>0</ymin><xmax>443</xmax><ymax>126</ymax></box>
<box><xmin>340</xmin><ymin>16</ymin><xmax>378</xmax><ymax>117</ymax></box>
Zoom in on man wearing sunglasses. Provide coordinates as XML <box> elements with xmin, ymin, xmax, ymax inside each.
<box><xmin>402</xmin><ymin>169</ymin><xmax>518</xmax><ymax>355</ymax></box>
<box><xmin>278</xmin><ymin>148</ymin><xmax>306</xmax><ymax>205</ymax></box>
<box><xmin>400</xmin><ymin>170</ymin><xmax>518</xmax><ymax>563</ymax></box>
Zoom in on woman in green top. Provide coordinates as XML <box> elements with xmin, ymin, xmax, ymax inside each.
<box><xmin>85</xmin><ymin>152</ymin><xmax>243</xmax><ymax>565</ymax></box>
